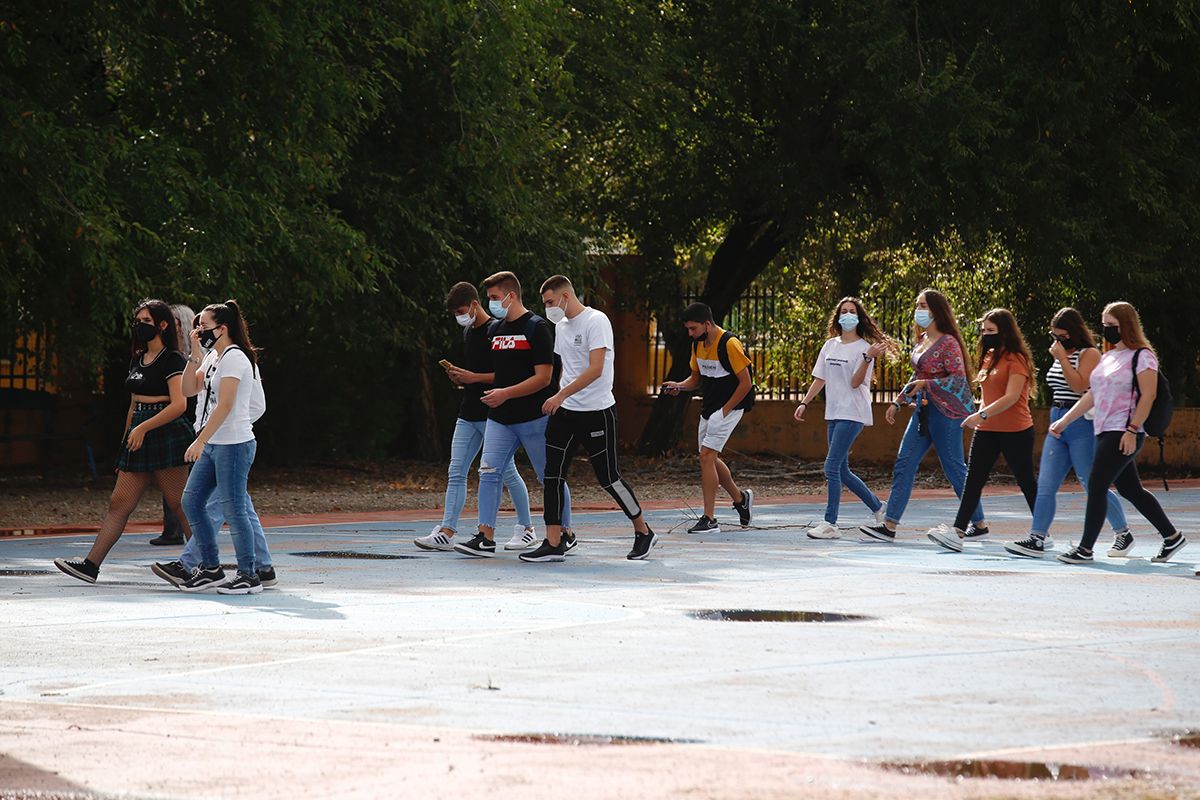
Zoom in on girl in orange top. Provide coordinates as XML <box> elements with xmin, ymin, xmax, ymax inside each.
<box><xmin>928</xmin><ymin>308</ymin><xmax>1038</xmax><ymax>552</ymax></box>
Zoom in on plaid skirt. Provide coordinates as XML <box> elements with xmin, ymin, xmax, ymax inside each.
<box><xmin>114</xmin><ymin>402</ymin><xmax>195</xmax><ymax>472</ymax></box>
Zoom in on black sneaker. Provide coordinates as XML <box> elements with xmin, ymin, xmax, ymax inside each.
<box><xmin>217</xmin><ymin>570</ymin><xmax>263</xmax><ymax>594</ymax></box>
<box><xmin>148</xmin><ymin>532</ymin><xmax>184</xmax><ymax>546</ymax></box>
<box><xmin>518</xmin><ymin>538</ymin><xmax>566</xmax><ymax>563</ymax></box>
<box><xmin>627</xmin><ymin>527</ymin><xmax>658</xmax><ymax>560</ymax></box>
<box><xmin>1151</xmin><ymin>532</ymin><xmax>1188</xmax><ymax>563</ymax></box>
<box><xmin>858</xmin><ymin>524</ymin><xmax>896</xmax><ymax>543</ymax></box>
<box><xmin>733</xmin><ymin>489</ymin><xmax>754</xmax><ymax>527</ymax></box>
<box><xmin>257</xmin><ymin>567</ymin><xmax>278</xmax><ymax>588</ymax></box>
<box><xmin>54</xmin><ymin>557</ymin><xmax>99</xmax><ymax>584</ymax></box>
<box><xmin>1107</xmin><ymin>531</ymin><xmax>1134</xmax><ymax>557</ymax></box>
<box><xmin>963</xmin><ymin>523</ymin><xmax>990</xmax><ymax>541</ymax></box>
<box><xmin>453</xmin><ymin>532</ymin><xmax>497</xmax><ymax>558</ymax></box>
<box><xmin>152</xmin><ymin>560</ymin><xmax>191</xmax><ymax>586</ymax></box>
<box><xmin>180</xmin><ymin>565</ymin><xmax>230</xmax><ymax>592</ymax></box>
<box><xmin>1057</xmin><ymin>546</ymin><xmax>1094</xmax><ymax>564</ymax></box>
<box><xmin>1005</xmin><ymin>536</ymin><xmax>1046</xmax><ymax>558</ymax></box>
<box><xmin>562</xmin><ymin>530</ymin><xmax>579</xmax><ymax>554</ymax></box>
<box><xmin>687</xmin><ymin>516</ymin><xmax>720</xmax><ymax>534</ymax></box>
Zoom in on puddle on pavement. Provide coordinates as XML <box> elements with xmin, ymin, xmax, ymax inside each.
<box><xmin>1163</xmin><ymin>729</ymin><xmax>1200</xmax><ymax>748</ymax></box>
<box><xmin>929</xmin><ymin>570</ymin><xmax>1022</xmax><ymax>577</ymax></box>
<box><xmin>0</xmin><ymin>569</ymin><xmax>54</xmax><ymax>576</ymax></box>
<box><xmin>475</xmin><ymin>733</ymin><xmax>700</xmax><ymax>746</ymax></box>
<box><xmin>290</xmin><ymin>551</ymin><xmax>425</xmax><ymax>560</ymax></box>
<box><xmin>688</xmin><ymin>609</ymin><xmax>875</xmax><ymax>623</ymax></box>
<box><xmin>882</xmin><ymin>759</ymin><xmax>1139</xmax><ymax>781</ymax></box>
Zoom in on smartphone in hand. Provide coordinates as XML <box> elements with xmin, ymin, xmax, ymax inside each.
<box><xmin>438</xmin><ymin>359</ymin><xmax>453</xmax><ymax>371</ymax></box>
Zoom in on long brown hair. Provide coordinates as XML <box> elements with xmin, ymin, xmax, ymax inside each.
<box><xmin>976</xmin><ymin>308</ymin><xmax>1034</xmax><ymax>392</ymax></box>
<box><xmin>826</xmin><ymin>296</ymin><xmax>901</xmax><ymax>357</ymax></box>
<box><xmin>1102</xmin><ymin>301</ymin><xmax>1154</xmax><ymax>353</ymax></box>
<box><xmin>203</xmin><ymin>300</ymin><xmax>260</xmax><ymax>369</ymax></box>
<box><xmin>1050</xmin><ymin>307</ymin><xmax>1096</xmax><ymax>350</ymax></box>
<box><xmin>913</xmin><ymin>288</ymin><xmax>972</xmax><ymax>373</ymax></box>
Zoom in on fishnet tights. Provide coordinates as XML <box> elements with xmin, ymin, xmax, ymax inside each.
<box><xmin>85</xmin><ymin>466</ymin><xmax>193</xmax><ymax>565</ymax></box>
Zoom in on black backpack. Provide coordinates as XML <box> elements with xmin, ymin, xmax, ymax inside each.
<box><xmin>694</xmin><ymin>331</ymin><xmax>756</xmax><ymax>412</ymax></box>
<box><xmin>1131</xmin><ymin>348</ymin><xmax>1173</xmax><ymax>490</ymax></box>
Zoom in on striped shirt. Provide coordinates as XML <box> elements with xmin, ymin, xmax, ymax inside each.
<box><xmin>1045</xmin><ymin>348</ymin><xmax>1089</xmax><ymax>405</ymax></box>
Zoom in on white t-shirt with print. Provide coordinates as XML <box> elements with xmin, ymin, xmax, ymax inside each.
<box><xmin>554</xmin><ymin>307</ymin><xmax>615</xmax><ymax>412</ymax></box>
<box><xmin>812</xmin><ymin>337</ymin><xmax>874</xmax><ymax>426</ymax></box>
<box><xmin>205</xmin><ymin>347</ymin><xmax>258</xmax><ymax>445</ymax></box>
<box><xmin>195</xmin><ymin>350</ymin><xmax>265</xmax><ymax>434</ymax></box>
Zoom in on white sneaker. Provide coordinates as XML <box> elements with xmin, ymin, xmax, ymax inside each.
<box><xmin>1043</xmin><ymin>536</ymin><xmax>1055</xmax><ymax>551</ymax></box>
<box><xmin>927</xmin><ymin>523</ymin><xmax>964</xmax><ymax>553</ymax></box>
<box><xmin>503</xmin><ymin>525</ymin><xmax>538</xmax><ymax>551</ymax></box>
<box><xmin>872</xmin><ymin>507</ymin><xmax>887</xmax><ymax>526</ymax></box>
<box><xmin>807</xmin><ymin>521</ymin><xmax>841</xmax><ymax>540</ymax></box>
<box><xmin>414</xmin><ymin>527</ymin><xmax>455</xmax><ymax>551</ymax></box>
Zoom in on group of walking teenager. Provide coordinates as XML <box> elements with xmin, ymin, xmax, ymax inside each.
<box><xmin>51</xmin><ymin>280</ymin><xmax>1188</xmax><ymax>586</ymax></box>
<box><xmin>54</xmin><ymin>299</ymin><xmax>275</xmax><ymax>592</ymax></box>
<box><xmin>805</xmin><ymin>289</ymin><xmax>1186</xmax><ymax>565</ymax></box>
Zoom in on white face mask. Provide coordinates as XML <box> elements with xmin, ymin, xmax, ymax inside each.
<box><xmin>455</xmin><ymin>311</ymin><xmax>474</xmax><ymax>328</ymax></box>
<box><xmin>545</xmin><ymin>306</ymin><xmax>566</xmax><ymax>324</ymax></box>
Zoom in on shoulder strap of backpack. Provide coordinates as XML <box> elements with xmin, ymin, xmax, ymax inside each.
<box><xmin>717</xmin><ymin>331</ymin><xmax>734</xmax><ymax>375</ymax></box>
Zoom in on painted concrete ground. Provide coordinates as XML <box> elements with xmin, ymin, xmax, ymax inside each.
<box><xmin>2</xmin><ymin>487</ymin><xmax>1199</xmax><ymax>799</ymax></box>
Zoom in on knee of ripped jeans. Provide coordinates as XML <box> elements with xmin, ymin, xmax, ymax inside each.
<box><xmin>478</xmin><ymin>462</ymin><xmax>499</xmax><ymax>478</ymax></box>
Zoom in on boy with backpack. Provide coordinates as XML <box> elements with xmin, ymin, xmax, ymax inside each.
<box><xmin>662</xmin><ymin>302</ymin><xmax>755</xmax><ymax>533</ymax></box>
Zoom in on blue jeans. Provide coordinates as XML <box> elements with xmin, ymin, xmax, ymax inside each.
<box><xmin>824</xmin><ymin>420</ymin><xmax>882</xmax><ymax>524</ymax></box>
<box><xmin>477</xmin><ymin>417</ymin><xmax>570</xmax><ymax>532</ymax></box>
<box><xmin>179</xmin><ymin>493</ymin><xmax>272</xmax><ymax>572</ymax></box>
<box><xmin>885</xmin><ymin>402</ymin><xmax>983</xmax><ymax>525</ymax></box>
<box><xmin>1030</xmin><ymin>406</ymin><xmax>1128</xmax><ymax>537</ymax></box>
<box><xmin>182</xmin><ymin>440</ymin><xmax>258</xmax><ymax>575</ymax></box>
<box><xmin>441</xmin><ymin>417</ymin><xmax>532</xmax><ymax>532</ymax></box>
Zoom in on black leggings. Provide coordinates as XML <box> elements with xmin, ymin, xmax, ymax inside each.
<box><xmin>544</xmin><ymin>406</ymin><xmax>642</xmax><ymax>526</ymax></box>
<box><xmin>953</xmin><ymin>427</ymin><xmax>1038</xmax><ymax>531</ymax></box>
<box><xmin>1080</xmin><ymin>432</ymin><xmax>1176</xmax><ymax>550</ymax></box>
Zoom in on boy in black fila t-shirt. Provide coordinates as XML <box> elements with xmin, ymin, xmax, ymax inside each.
<box><xmin>453</xmin><ymin>271</ymin><xmax>575</xmax><ymax>558</ymax></box>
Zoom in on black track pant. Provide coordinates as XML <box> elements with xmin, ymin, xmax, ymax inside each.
<box><xmin>544</xmin><ymin>405</ymin><xmax>642</xmax><ymax>526</ymax></box>
<box><xmin>953</xmin><ymin>427</ymin><xmax>1038</xmax><ymax>531</ymax></box>
<box><xmin>1081</xmin><ymin>431</ymin><xmax>1176</xmax><ymax>550</ymax></box>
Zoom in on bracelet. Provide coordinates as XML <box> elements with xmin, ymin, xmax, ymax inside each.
<box><xmin>798</xmin><ymin>401</ymin><xmax>807</xmax><ymax>407</ymax></box>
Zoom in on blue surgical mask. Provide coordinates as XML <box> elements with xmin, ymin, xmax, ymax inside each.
<box><xmin>488</xmin><ymin>297</ymin><xmax>507</xmax><ymax>319</ymax></box>
<box><xmin>838</xmin><ymin>313</ymin><xmax>859</xmax><ymax>331</ymax></box>
<box><xmin>914</xmin><ymin>309</ymin><xmax>933</xmax><ymax>328</ymax></box>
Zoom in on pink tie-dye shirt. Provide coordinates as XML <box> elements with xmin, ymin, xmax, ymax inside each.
<box><xmin>1090</xmin><ymin>347</ymin><xmax>1158</xmax><ymax>434</ymax></box>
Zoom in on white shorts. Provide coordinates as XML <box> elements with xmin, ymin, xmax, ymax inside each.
<box><xmin>697</xmin><ymin>408</ymin><xmax>744</xmax><ymax>453</ymax></box>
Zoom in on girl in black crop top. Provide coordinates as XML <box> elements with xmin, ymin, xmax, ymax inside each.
<box><xmin>54</xmin><ymin>299</ymin><xmax>198</xmax><ymax>585</ymax></box>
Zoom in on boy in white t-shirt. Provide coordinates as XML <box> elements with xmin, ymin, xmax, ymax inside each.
<box><xmin>519</xmin><ymin>275</ymin><xmax>656</xmax><ymax>562</ymax></box>
<box><xmin>793</xmin><ymin>298</ymin><xmax>893</xmax><ymax>539</ymax></box>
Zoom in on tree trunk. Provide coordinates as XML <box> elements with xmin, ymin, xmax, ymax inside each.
<box><xmin>413</xmin><ymin>355</ymin><xmax>445</xmax><ymax>462</ymax></box>
<box><xmin>636</xmin><ymin>216</ymin><xmax>786</xmax><ymax>455</ymax></box>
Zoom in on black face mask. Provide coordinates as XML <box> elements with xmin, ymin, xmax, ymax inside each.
<box><xmin>691</xmin><ymin>327</ymin><xmax>708</xmax><ymax>343</ymax></box>
<box><xmin>1102</xmin><ymin>325</ymin><xmax>1121</xmax><ymax>345</ymax></box>
<box><xmin>198</xmin><ymin>328</ymin><xmax>220</xmax><ymax>350</ymax></box>
<box><xmin>980</xmin><ymin>333</ymin><xmax>1001</xmax><ymax>352</ymax></box>
<box><xmin>132</xmin><ymin>321</ymin><xmax>158</xmax><ymax>343</ymax></box>
<box><xmin>1052</xmin><ymin>334</ymin><xmax>1076</xmax><ymax>350</ymax></box>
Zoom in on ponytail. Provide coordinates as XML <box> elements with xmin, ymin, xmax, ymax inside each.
<box><xmin>204</xmin><ymin>299</ymin><xmax>260</xmax><ymax>369</ymax></box>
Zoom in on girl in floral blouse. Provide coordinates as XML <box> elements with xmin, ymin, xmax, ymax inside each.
<box><xmin>860</xmin><ymin>289</ymin><xmax>986</xmax><ymax>542</ymax></box>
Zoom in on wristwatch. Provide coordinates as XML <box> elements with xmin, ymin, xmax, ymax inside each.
<box><xmin>979</xmin><ymin>410</ymin><xmax>989</xmax><ymax>420</ymax></box>
<box><xmin>862</xmin><ymin>353</ymin><xmax>873</xmax><ymax>362</ymax></box>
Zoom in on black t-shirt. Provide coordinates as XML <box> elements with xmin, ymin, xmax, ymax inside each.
<box><xmin>488</xmin><ymin>312</ymin><xmax>555</xmax><ymax>425</ymax></box>
<box><xmin>459</xmin><ymin>321</ymin><xmax>495</xmax><ymax>422</ymax></box>
<box><xmin>125</xmin><ymin>349</ymin><xmax>187</xmax><ymax>397</ymax></box>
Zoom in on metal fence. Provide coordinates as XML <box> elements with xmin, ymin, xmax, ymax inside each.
<box><xmin>0</xmin><ymin>328</ymin><xmax>52</xmax><ymax>394</ymax></box>
<box><xmin>646</xmin><ymin>288</ymin><xmax>917</xmax><ymax>403</ymax></box>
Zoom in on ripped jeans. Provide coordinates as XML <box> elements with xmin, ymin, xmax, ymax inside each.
<box><xmin>476</xmin><ymin>416</ymin><xmax>571</xmax><ymax>532</ymax></box>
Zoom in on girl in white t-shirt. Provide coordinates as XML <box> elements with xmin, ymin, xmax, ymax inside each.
<box><xmin>793</xmin><ymin>298</ymin><xmax>900</xmax><ymax>539</ymax></box>
<box><xmin>177</xmin><ymin>300</ymin><xmax>266</xmax><ymax>594</ymax></box>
